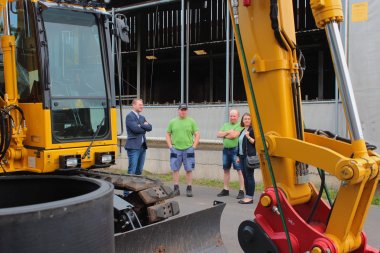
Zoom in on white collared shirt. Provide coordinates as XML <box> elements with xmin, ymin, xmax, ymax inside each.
<box><xmin>132</xmin><ymin>110</ymin><xmax>139</xmax><ymax>119</ymax></box>
<box><xmin>132</xmin><ymin>110</ymin><xmax>144</xmax><ymax>144</ymax></box>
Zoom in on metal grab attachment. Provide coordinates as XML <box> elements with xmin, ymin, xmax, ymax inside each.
<box><xmin>114</xmin><ymin>195</ymin><xmax>142</xmax><ymax>232</ymax></box>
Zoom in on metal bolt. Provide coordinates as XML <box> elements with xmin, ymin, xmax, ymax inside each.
<box><xmin>340</xmin><ymin>166</ymin><xmax>354</xmax><ymax>180</ymax></box>
<box><xmin>342</xmin><ymin>181</ymin><xmax>348</xmax><ymax>187</ymax></box>
<box><xmin>252</xmin><ymin>68</ymin><xmax>256</xmax><ymax>73</ymax></box>
<box><xmin>261</xmin><ymin>196</ymin><xmax>272</xmax><ymax>207</ymax></box>
<box><xmin>326</xmin><ymin>248</ymin><xmax>331</xmax><ymax>253</ymax></box>
<box><xmin>272</xmin><ymin>206</ymin><xmax>280</xmax><ymax>215</ymax></box>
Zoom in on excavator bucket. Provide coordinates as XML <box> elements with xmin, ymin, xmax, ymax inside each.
<box><xmin>115</xmin><ymin>201</ymin><xmax>227</xmax><ymax>253</ymax></box>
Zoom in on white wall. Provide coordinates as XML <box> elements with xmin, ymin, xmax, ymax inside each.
<box><xmin>117</xmin><ymin>102</ymin><xmax>347</xmax><ymax>142</ymax></box>
<box><xmin>348</xmin><ymin>0</ymin><xmax>380</xmax><ymax>147</ymax></box>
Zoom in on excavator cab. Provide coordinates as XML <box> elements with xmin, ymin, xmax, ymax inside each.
<box><xmin>0</xmin><ymin>0</ymin><xmax>118</xmax><ymax>172</ymax></box>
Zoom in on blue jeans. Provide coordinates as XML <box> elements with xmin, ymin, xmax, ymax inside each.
<box><xmin>239</xmin><ymin>155</ymin><xmax>255</xmax><ymax>198</ymax></box>
<box><xmin>127</xmin><ymin>147</ymin><xmax>146</xmax><ymax>175</ymax></box>
<box><xmin>223</xmin><ymin>147</ymin><xmax>241</xmax><ymax>170</ymax></box>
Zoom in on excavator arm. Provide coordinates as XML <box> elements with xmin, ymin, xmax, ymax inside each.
<box><xmin>229</xmin><ymin>0</ymin><xmax>380</xmax><ymax>252</ymax></box>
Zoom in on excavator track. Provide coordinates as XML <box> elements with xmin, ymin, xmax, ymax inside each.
<box><xmin>81</xmin><ymin>170</ymin><xmax>179</xmax><ymax>224</ymax></box>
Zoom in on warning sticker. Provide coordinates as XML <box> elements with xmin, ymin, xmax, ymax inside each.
<box><xmin>352</xmin><ymin>2</ymin><xmax>368</xmax><ymax>22</ymax></box>
<box><xmin>28</xmin><ymin>156</ymin><xmax>36</xmax><ymax>168</ymax></box>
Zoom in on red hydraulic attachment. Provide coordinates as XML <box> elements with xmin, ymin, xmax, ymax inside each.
<box><xmin>253</xmin><ymin>188</ymin><xmax>379</xmax><ymax>253</ymax></box>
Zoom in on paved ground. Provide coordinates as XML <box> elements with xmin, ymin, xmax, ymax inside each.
<box><xmin>173</xmin><ymin>185</ymin><xmax>380</xmax><ymax>252</ymax></box>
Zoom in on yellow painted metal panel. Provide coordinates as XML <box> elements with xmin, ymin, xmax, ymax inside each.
<box><xmin>351</xmin><ymin>2</ymin><xmax>369</xmax><ymax>22</ymax></box>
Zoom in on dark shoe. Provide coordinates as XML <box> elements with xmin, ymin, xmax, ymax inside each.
<box><xmin>238</xmin><ymin>199</ymin><xmax>253</xmax><ymax>204</ymax></box>
<box><xmin>186</xmin><ymin>185</ymin><xmax>193</xmax><ymax>197</ymax></box>
<box><xmin>236</xmin><ymin>190</ymin><xmax>245</xmax><ymax>199</ymax></box>
<box><xmin>217</xmin><ymin>189</ymin><xmax>229</xmax><ymax>197</ymax></box>
<box><xmin>172</xmin><ymin>185</ymin><xmax>180</xmax><ymax>197</ymax></box>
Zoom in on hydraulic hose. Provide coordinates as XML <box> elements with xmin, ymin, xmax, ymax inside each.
<box><xmin>318</xmin><ymin>168</ymin><xmax>333</xmax><ymax>206</ymax></box>
<box><xmin>307</xmin><ymin>168</ymin><xmax>325</xmax><ymax>223</ymax></box>
<box><xmin>0</xmin><ymin>105</ymin><xmax>26</xmax><ymax>172</ymax></box>
<box><xmin>233</xmin><ymin>20</ymin><xmax>294</xmax><ymax>253</ymax></box>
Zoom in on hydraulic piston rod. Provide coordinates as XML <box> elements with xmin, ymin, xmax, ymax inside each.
<box><xmin>325</xmin><ymin>21</ymin><xmax>364</xmax><ymax>141</ymax></box>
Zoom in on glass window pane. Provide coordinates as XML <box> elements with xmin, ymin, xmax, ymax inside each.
<box><xmin>43</xmin><ymin>9</ymin><xmax>110</xmax><ymax>142</ymax></box>
<box><xmin>9</xmin><ymin>0</ymin><xmax>41</xmax><ymax>102</ymax></box>
<box><xmin>51</xmin><ymin>99</ymin><xmax>108</xmax><ymax>141</ymax></box>
<box><xmin>43</xmin><ymin>9</ymin><xmax>106</xmax><ymax>98</ymax></box>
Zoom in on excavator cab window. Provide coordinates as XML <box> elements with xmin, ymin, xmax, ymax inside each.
<box><xmin>42</xmin><ymin>8</ymin><xmax>110</xmax><ymax>143</ymax></box>
<box><xmin>0</xmin><ymin>0</ymin><xmax>40</xmax><ymax>102</ymax></box>
<box><xmin>9</xmin><ymin>0</ymin><xmax>41</xmax><ymax>102</ymax></box>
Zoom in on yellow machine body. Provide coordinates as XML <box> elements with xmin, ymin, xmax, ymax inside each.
<box><xmin>0</xmin><ymin>0</ymin><xmax>118</xmax><ymax>173</ymax></box>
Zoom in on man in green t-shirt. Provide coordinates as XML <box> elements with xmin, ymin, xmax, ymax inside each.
<box><xmin>166</xmin><ymin>104</ymin><xmax>200</xmax><ymax>197</ymax></box>
<box><xmin>216</xmin><ymin>109</ymin><xmax>245</xmax><ymax>199</ymax></box>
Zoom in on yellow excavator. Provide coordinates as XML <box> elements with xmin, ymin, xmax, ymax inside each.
<box><xmin>0</xmin><ymin>0</ymin><xmax>224</xmax><ymax>252</ymax></box>
<box><xmin>230</xmin><ymin>0</ymin><xmax>380</xmax><ymax>252</ymax></box>
<box><xmin>0</xmin><ymin>0</ymin><xmax>378</xmax><ymax>252</ymax></box>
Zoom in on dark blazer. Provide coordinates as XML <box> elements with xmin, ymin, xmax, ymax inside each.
<box><xmin>124</xmin><ymin>111</ymin><xmax>152</xmax><ymax>150</ymax></box>
<box><xmin>237</xmin><ymin>127</ymin><xmax>257</xmax><ymax>156</ymax></box>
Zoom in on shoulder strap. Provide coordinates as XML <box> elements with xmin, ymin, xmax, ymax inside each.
<box><xmin>245</xmin><ymin>129</ymin><xmax>248</xmax><ymax>154</ymax></box>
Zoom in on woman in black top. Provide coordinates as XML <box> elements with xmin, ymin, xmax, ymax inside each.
<box><xmin>237</xmin><ymin>113</ymin><xmax>257</xmax><ymax>204</ymax></box>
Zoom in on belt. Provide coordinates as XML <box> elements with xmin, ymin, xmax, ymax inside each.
<box><xmin>224</xmin><ymin>147</ymin><xmax>237</xmax><ymax>150</ymax></box>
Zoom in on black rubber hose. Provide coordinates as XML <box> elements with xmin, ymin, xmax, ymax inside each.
<box><xmin>3</xmin><ymin>114</ymin><xmax>12</xmax><ymax>159</ymax></box>
<box><xmin>304</xmin><ymin>128</ymin><xmax>377</xmax><ymax>151</ymax></box>
<box><xmin>0</xmin><ymin>111</ymin><xmax>5</xmax><ymax>159</ymax></box>
<box><xmin>0</xmin><ymin>111</ymin><xmax>10</xmax><ymax>162</ymax></box>
<box><xmin>9</xmin><ymin>104</ymin><xmax>26</xmax><ymax>121</ymax></box>
<box><xmin>291</xmin><ymin>79</ymin><xmax>302</xmax><ymax>140</ymax></box>
<box><xmin>0</xmin><ymin>112</ymin><xmax>6</xmax><ymax>173</ymax></box>
<box><xmin>318</xmin><ymin>168</ymin><xmax>333</xmax><ymax>206</ymax></box>
<box><xmin>306</xmin><ymin>168</ymin><xmax>325</xmax><ymax>223</ymax></box>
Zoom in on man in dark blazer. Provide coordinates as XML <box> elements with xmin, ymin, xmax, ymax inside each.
<box><xmin>125</xmin><ymin>99</ymin><xmax>152</xmax><ymax>175</ymax></box>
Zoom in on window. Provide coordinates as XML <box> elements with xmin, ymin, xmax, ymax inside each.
<box><xmin>9</xmin><ymin>0</ymin><xmax>41</xmax><ymax>102</ymax></box>
<box><xmin>42</xmin><ymin>8</ymin><xmax>109</xmax><ymax>142</ymax></box>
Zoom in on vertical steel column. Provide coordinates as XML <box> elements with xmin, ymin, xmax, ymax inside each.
<box><xmin>111</xmin><ymin>8</ymin><xmax>115</xmax><ymax>66</ymax></box>
<box><xmin>225</xmin><ymin>0</ymin><xmax>230</xmax><ymax>121</ymax></box>
<box><xmin>230</xmin><ymin>26</ymin><xmax>235</xmax><ymax>104</ymax></box>
<box><xmin>186</xmin><ymin>0</ymin><xmax>190</xmax><ymax>104</ymax></box>
<box><xmin>209</xmin><ymin>50</ymin><xmax>214</xmax><ymax>102</ymax></box>
<box><xmin>180</xmin><ymin>0</ymin><xmax>185</xmax><ymax>103</ymax></box>
<box><xmin>136</xmin><ymin>15</ymin><xmax>142</xmax><ymax>99</ymax></box>
<box><xmin>318</xmin><ymin>50</ymin><xmax>324</xmax><ymax>100</ymax></box>
<box><xmin>326</xmin><ymin>22</ymin><xmax>363</xmax><ymax>140</ymax></box>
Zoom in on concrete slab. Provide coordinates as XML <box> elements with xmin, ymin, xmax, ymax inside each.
<box><xmin>173</xmin><ymin>185</ymin><xmax>380</xmax><ymax>252</ymax></box>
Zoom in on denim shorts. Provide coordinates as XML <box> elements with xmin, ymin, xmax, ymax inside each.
<box><xmin>170</xmin><ymin>147</ymin><xmax>195</xmax><ymax>171</ymax></box>
<box><xmin>223</xmin><ymin>147</ymin><xmax>241</xmax><ymax>170</ymax></box>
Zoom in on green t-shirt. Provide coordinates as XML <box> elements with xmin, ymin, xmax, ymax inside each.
<box><xmin>220</xmin><ymin>122</ymin><xmax>243</xmax><ymax>148</ymax></box>
<box><xmin>167</xmin><ymin>117</ymin><xmax>199</xmax><ymax>150</ymax></box>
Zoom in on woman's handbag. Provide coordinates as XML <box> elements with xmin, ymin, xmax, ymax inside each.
<box><xmin>245</xmin><ymin>129</ymin><xmax>260</xmax><ymax>170</ymax></box>
<box><xmin>245</xmin><ymin>155</ymin><xmax>260</xmax><ymax>170</ymax></box>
